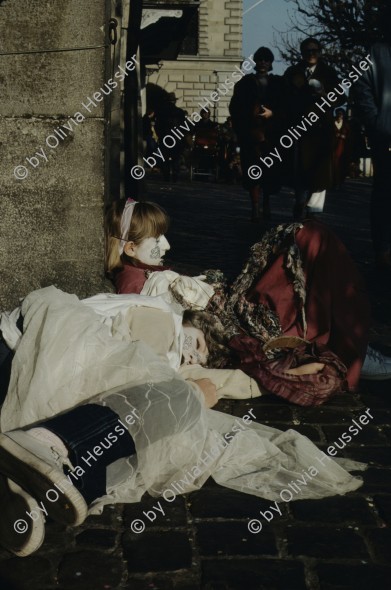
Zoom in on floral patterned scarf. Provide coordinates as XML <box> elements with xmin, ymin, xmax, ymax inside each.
<box><xmin>204</xmin><ymin>222</ymin><xmax>306</xmax><ymax>356</ymax></box>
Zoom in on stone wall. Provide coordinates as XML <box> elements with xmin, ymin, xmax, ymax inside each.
<box><xmin>0</xmin><ymin>0</ymin><xmax>111</xmax><ymax>309</ymax></box>
<box><xmin>147</xmin><ymin>0</ymin><xmax>244</xmax><ymax>122</ymax></box>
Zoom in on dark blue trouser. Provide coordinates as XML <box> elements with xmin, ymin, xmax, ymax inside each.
<box><xmin>43</xmin><ymin>404</ymin><xmax>136</xmax><ymax>504</ymax></box>
<box><xmin>0</xmin><ymin>315</ymin><xmax>136</xmax><ymax>504</ymax></box>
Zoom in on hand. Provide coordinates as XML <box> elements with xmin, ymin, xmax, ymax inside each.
<box><xmin>286</xmin><ymin>362</ymin><xmax>325</xmax><ymax>376</ymax></box>
<box><xmin>260</xmin><ymin>107</ymin><xmax>273</xmax><ymax>119</ymax></box>
<box><xmin>191</xmin><ymin>378</ymin><xmax>219</xmax><ymax>408</ymax></box>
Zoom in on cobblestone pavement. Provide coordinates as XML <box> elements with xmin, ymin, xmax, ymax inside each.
<box><xmin>1</xmin><ymin>177</ymin><xmax>390</xmax><ymax>590</ymax></box>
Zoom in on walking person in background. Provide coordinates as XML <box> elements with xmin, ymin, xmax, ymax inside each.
<box><xmin>155</xmin><ymin>93</ymin><xmax>187</xmax><ymax>183</ymax></box>
<box><xmin>284</xmin><ymin>38</ymin><xmax>342</xmax><ymax>219</ymax></box>
<box><xmin>142</xmin><ymin>109</ymin><xmax>159</xmax><ymax>160</ymax></box>
<box><xmin>229</xmin><ymin>47</ymin><xmax>284</xmax><ymax>222</ymax></box>
<box><xmin>354</xmin><ymin>5</ymin><xmax>391</xmax><ymax>271</ymax></box>
<box><xmin>218</xmin><ymin>117</ymin><xmax>241</xmax><ymax>183</ymax></box>
<box><xmin>332</xmin><ymin>108</ymin><xmax>351</xmax><ymax>188</ymax></box>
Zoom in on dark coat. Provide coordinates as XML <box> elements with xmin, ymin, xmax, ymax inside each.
<box><xmin>354</xmin><ymin>42</ymin><xmax>391</xmax><ymax>141</ymax></box>
<box><xmin>229</xmin><ymin>73</ymin><xmax>285</xmax><ymax>144</ymax></box>
<box><xmin>283</xmin><ymin>60</ymin><xmax>342</xmax><ymax>191</ymax></box>
<box><xmin>229</xmin><ymin>73</ymin><xmax>285</xmax><ymax>190</ymax></box>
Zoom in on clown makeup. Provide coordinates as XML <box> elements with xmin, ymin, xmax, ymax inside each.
<box><xmin>182</xmin><ymin>326</ymin><xmax>209</xmax><ymax>366</ymax></box>
<box><xmin>129</xmin><ymin>235</ymin><xmax>170</xmax><ymax>266</ymax></box>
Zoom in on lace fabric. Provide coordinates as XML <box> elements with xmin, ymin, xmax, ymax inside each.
<box><xmin>1</xmin><ymin>286</ymin><xmax>364</xmax><ymax>514</ymax></box>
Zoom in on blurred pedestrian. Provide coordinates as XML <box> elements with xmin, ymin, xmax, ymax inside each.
<box><xmin>142</xmin><ymin>109</ymin><xmax>159</xmax><ymax>159</ymax></box>
<box><xmin>332</xmin><ymin>109</ymin><xmax>351</xmax><ymax>188</ymax></box>
<box><xmin>229</xmin><ymin>47</ymin><xmax>284</xmax><ymax>222</ymax></box>
<box><xmin>218</xmin><ymin>117</ymin><xmax>241</xmax><ymax>183</ymax></box>
<box><xmin>194</xmin><ymin>108</ymin><xmax>217</xmax><ymax>132</ymax></box>
<box><xmin>284</xmin><ymin>38</ymin><xmax>342</xmax><ymax>219</ymax></box>
<box><xmin>155</xmin><ymin>92</ymin><xmax>187</xmax><ymax>182</ymax></box>
<box><xmin>354</xmin><ymin>5</ymin><xmax>391</xmax><ymax>270</ymax></box>
<box><xmin>348</xmin><ymin>116</ymin><xmax>367</xmax><ymax>179</ymax></box>
<box><xmin>191</xmin><ymin>109</ymin><xmax>219</xmax><ymax>180</ymax></box>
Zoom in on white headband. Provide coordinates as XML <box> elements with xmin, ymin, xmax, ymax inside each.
<box><xmin>118</xmin><ymin>198</ymin><xmax>137</xmax><ymax>255</ymax></box>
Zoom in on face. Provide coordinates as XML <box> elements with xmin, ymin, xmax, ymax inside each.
<box><xmin>302</xmin><ymin>43</ymin><xmax>320</xmax><ymax>66</ymax></box>
<box><xmin>127</xmin><ymin>235</ymin><xmax>170</xmax><ymax>266</ymax></box>
<box><xmin>255</xmin><ymin>59</ymin><xmax>271</xmax><ymax>75</ymax></box>
<box><xmin>182</xmin><ymin>326</ymin><xmax>209</xmax><ymax>366</ymax></box>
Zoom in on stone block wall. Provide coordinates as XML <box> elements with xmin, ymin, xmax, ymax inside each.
<box><xmin>0</xmin><ymin>0</ymin><xmax>111</xmax><ymax>309</ymax></box>
<box><xmin>148</xmin><ymin>0</ymin><xmax>244</xmax><ymax>122</ymax></box>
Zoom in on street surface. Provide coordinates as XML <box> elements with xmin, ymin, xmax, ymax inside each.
<box><xmin>1</xmin><ymin>177</ymin><xmax>390</xmax><ymax>590</ymax></box>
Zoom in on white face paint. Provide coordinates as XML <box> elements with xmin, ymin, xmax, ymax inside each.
<box><xmin>132</xmin><ymin>235</ymin><xmax>170</xmax><ymax>266</ymax></box>
<box><xmin>182</xmin><ymin>326</ymin><xmax>209</xmax><ymax>366</ymax></box>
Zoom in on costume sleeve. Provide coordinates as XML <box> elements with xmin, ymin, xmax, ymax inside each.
<box><xmin>141</xmin><ymin>271</ymin><xmax>215</xmax><ymax>310</ymax></box>
<box><xmin>178</xmin><ymin>365</ymin><xmax>263</xmax><ymax>399</ymax></box>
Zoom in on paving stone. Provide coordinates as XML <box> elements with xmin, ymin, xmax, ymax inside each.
<box><xmin>124</xmin><ymin>574</ymin><xmax>200</xmax><ymax>589</ymax></box>
<box><xmin>291</xmin><ymin>496</ymin><xmax>377</xmax><ymax>525</ymax></box>
<box><xmin>195</xmin><ymin>522</ymin><xmax>277</xmax><ymax>556</ymax></box>
<box><xmin>123</xmin><ymin>531</ymin><xmax>192</xmax><ymax>573</ymax></box>
<box><xmin>0</xmin><ymin>556</ymin><xmax>55</xmax><ymax>589</ymax></box>
<box><xmin>123</xmin><ymin>495</ymin><xmax>187</xmax><ymax>528</ymax></box>
<box><xmin>75</xmin><ymin>529</ymin><xmax>118</xmax><ymax>550</ymax></box>
<box><xmin>37</xmin><ymin>521</ymin><xmax>75</xmax><ymax>554</ymax></box>
<box><xmin>360</xmin><ymin>468</ymin><xmax>391</xmax><ymax>493</ymax></box>
<box><xmin>322</xmin><ymin>425</ymin><xmax>388</xmax><ymax>445</ymax></box>
<box><xmin>359</xmin><ymin>391</ymin><xmax>391</xmax><ymax>408</ymax></box>
<box><xmin>286</xmin><ymin>424</ymin><xmax>323</xmax><ymax>442</ymax></box>
<box><xmin>201</xmin><ymin>559</ymin><xmax>307</xmax><ymax>590</ymax></box>
<box><xmin>316</xmin><ymin>563</ymin><xmax>391</xmax><ymax>590</ymax></box>
<box><xmin>361</xmin><ymin>409</ymin><xmax>391</xmax><ymax>426</ymax></box>
<box><xmin>57</xmin><ymin>550</ymin><xmax>123</xmax><ymax>589</ymax></box>
<box><xmin>0</xmin><ymin>575</ymin><xmax>18</xmax><ymax>590</ymax></box>
<box><xmin>300</xmin><ymin>408</ymin><xmax>353</xmax><ymax>424</ymax></box>
<box><xmin>189</xmin><ymin>487</ymin><xmax>288</xmax><ymax>519</ymax></box>
<box><xmin>379</xmin><ymin>426</ymin><xmax>391</xmax><ymax>445</ymax></box>
<box><xmin>379</xmin><ymin>425</ymin><xmax>391</xmax><ymax>444</ymax></box>
<box><xmin>322</xmin><ymin>393</ymin><xmax>363</xmax><ymax>408</ymax></box>
<box><xmin>253</xmin><ymin>396</ymin><xmax>290</xmax><ymax>406</ymax></box>
<box><xmin>374</xmin><ymin>495</ymin><xmax>391</xmax><ymax>525</ymax></box>
<box><xmin>236</xmin><ymin>421</ymin><xmax>333</xmax><ymax>445</ymax></box>
<box><xmin>82</xmin><ymin>504</ymin><xmax>123</xmax><ymax>527</ymax></box>
<box><xmin>214</xmin><ymin>399</ymin><xmax>234</xmax><ymax>414</ymax></box>
<box><xmin>343</xmin><ymin>446</ymin><xmax>391</xmax><ymax>466</ymax></box>
<box><xmin>239</xmin><ymin>404</ymin><xmax>294</xmax><ymax>423</ymax></box>
<box><xmin>231</xmin><ymin>401</ymin><xmax>294</xmax><ymax>423</ymax></box>
<box><xmin>286</xmin><ymin>525</ymin><xmax>369</xmax><ymax>558</ymax></box>
<box><xmin>364</xmin><ymin>528</ymin><xmax>391</xmax><ymax>563</ymax></box>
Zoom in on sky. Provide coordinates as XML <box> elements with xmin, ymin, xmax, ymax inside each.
<box><xmin>242</xmin><ymin>0</ymin><xmax>299</xmax><ymax>74</ymax></box>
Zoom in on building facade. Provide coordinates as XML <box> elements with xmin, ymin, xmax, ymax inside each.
<box><xmin>144</xmin><ymin>0</ymin><xmax>244</xmax><ymax>123</ymax></box>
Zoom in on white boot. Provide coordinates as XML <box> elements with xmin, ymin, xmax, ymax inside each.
<box><xmin>0</xmin><ymin>475</ymin><xmax>45</xmax><ymax>557</ymax></box>
<box><xmin>361</xmin><ymin>345</ymin><xmax>391</xmax><ymax>380</ymax></box>
<box><xmin>0</xmin><ymin>429</ymin><xmax>87</xmax><ymax>527</ymax></box>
